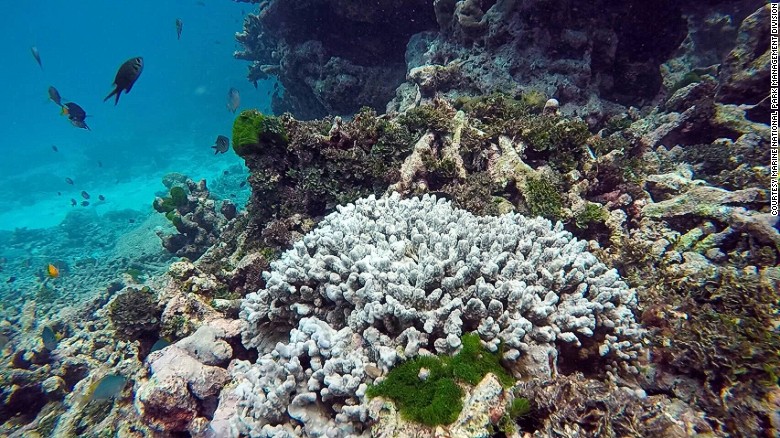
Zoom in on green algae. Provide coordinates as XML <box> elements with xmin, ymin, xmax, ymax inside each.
<box><xmin>232</xmin><ymin>109</ymin><xmax>289</xmax><ymax>157</ymax></box>
<box><xmin>524</xmin><ymin>175</ymin><xmax>562</xmax><ymax>220</ymax></box>
<box><xmin>367</xmin><ymin>333</ymin><xmax>513</xmax><ymax>426</ymax></box>
<box><xmin>574</xmin><ymin>203</ymin><xmax>607</xmax><ymax>229</ymax></box>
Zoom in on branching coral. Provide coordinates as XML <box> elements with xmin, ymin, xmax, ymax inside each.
<box><xmin>229</xmin><ymin>193</ymin><xmax>644</xmax><ymax>436</ymax></box>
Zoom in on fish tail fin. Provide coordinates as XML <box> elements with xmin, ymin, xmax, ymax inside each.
<box><xmin>104</xmin><ymin>87</ymin><xmax>120</xmax><ymax>105</ymax></box>
<box><xmin>212</xmin><ymin>146</ymin><xmax>218</xmax><ymax>154</ymax></box>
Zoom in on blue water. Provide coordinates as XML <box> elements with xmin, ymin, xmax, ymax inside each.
<box><xmin>0</xmin><ymin>0</ymin><xmax>271</xmax><ymax>230</ymax></box>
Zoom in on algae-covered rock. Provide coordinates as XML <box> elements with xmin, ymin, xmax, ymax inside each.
<box><xmin>108</xmin><ymin>287</ymin><xmax>161</xmax><ymax>340</ymax></box>
<box><xmin>232</xmin><ymin>109</ymin><xmax>288</xmax><ymax>157</ymax></box>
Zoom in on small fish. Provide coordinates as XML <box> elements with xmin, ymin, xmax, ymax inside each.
<box><xmin>57</xmin><ymin>191</ymin><xmax>61</xmax><ymax>196</ymax></box>
<box><xmin>65</xmin><ymin>177</ymin><xmax>74</xmax><ymax>185</ymax></box>
<box><xmin>48</xmin><ymin>86</ymin><xmax>63</xmax><ymax>107</ymax></box>
<box><xmin>239</xmin><ymin>181</ymin><xmax>247</xmax><ymax>188</ymax></box>
<box><xmin>226</xmin><ymin>87</ymin><xmax>240</xmax><ymax>113</ymax></box>
<box><xmin>223</xmin><ymin>170</ymin><xmax>229</xmax><ymax>176</ymax></box>
<box><xmin>150</xmin><ymin>338</ymin><xmax>170</xmax><ymax>353</ymax></box>
<box><xmin>196</xmin><ymin>1</ymin><xmax>205</xmax><ymax>6</ymax></box>
<box><xmin>47</xmin><ymin>264</ymin><xmax>59</xmax><ymax>278</ymax></box>
<box><xmin>31</xmin><ymin>46</ymin><xmax>42</xmax><ymax>69</ymax></box>
<box><xmin>176</xmin><ymin>18</ymin><xmax>183</xmax><ymax>40</ymax></box>
<box><xmin>81</xmin><ymin>201</ymin><xmax>90</xmax><ymax>207</ymax></box>
<box><xmin>212</xmin><ymin>135</ymin><xmax>229</xmax><ymax>154</ymax></box>
<box><xmin>129</xmin><ymin>218</ymin><xmax>136</xmax><ymax>224</ymax></box>
<box><xmin>81</xmin><ymin>191</ymin><xmax>90</xmax><ymax>200</ymax></box>
<box><xmin>104</xmin><ymin>57</ymin><xmax>144</xmax><ymax>105</ymax></box>
<box><xmin>51</xmin><ymin>144</ymin><xmax>58</xmax><ymax>152</ymax></box>
<box><xmin>230</xmin><ymin>193</ymin><xmax>236</xmax><ymax>198</ymax></box>
<box><xmin>98</xmin><ymin>161</ymin><xmax>103</xmax><ymax>167</ymax></box>
<box><xmin>70</xmin><ymin>198</ymin><xmax>77</xmax><ymax>206</ymax></box>
<box><xmin>87</xmin><ymin>374</ymin><xmax>127</xmax><ymax>402</ymax></box>
<box><xmin>61</xmin><ymin>102</ymin><xmax>90</xmax><ymax>130</ymax></box>
<box><xmin>41</xmin><ymin>326</ymin><xmax>57</xmax><ymax>351</ymax></box>
<box><xmin>98</xmin><ymin>195</ymin><xmax>105</xmax><ymax>201</ymax></box>
<box><xmin>6</xmin><ymin>277</ymin><xmax>15</xmax><ymax>283</ymax></box>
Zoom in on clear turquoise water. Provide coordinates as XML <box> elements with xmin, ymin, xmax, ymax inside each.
<box><xmin>0</xmin><ymin>1</ymin><xmax>270</xmax><ymax>230</ymax></box>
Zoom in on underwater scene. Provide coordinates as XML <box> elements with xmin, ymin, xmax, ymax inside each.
<box><xmin>0</xmin><ymin>0</ymin><xmax>777</xmax><ymax>437</ymax></box>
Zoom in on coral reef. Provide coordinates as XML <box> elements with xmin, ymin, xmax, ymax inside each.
<box><xmin>235</xmin><ymin>0</ymin><xmax>437</xmax><ymax>118</ymax></box>
<box><xmin>230</xmin><ymin>193</ymin><xmax>643</xmax><ymax>435</ymax></box>
<box><xmin>232</xmin><ymin>108</ymin><xmax>415</xmax><ymax>229</ymax></box>
<box><xmin>153</xmin><ymin>176</ymin><xmax>235</xmax><ymax>260</ymax></box>
<box><xmin>2</xmin><ymin>1</ymin><xmax>777</xmax><ymax>436</ymax></box>
<box><xmin>108</xmin><ymin>286</ymin><xmax>162</xmax><ymax>341</ymax></box>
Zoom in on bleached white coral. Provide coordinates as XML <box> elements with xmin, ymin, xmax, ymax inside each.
<box><xmin>232</xmin><ymin>193</ymin><xmax>643</xmax><ymax>436</ymax></box>
<box><xmin>243</xmin><ymin>193</ymin><xmax>641</xmax><ymax>358</ymax></box>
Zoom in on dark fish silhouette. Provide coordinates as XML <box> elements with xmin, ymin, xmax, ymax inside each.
<box><xmin>51</xmin><ymin>144</ymin><xmax>58</xmax><ymax>152</ymax></box>
<box><xmin>98</xmin><ymin>161</ymin><xmax>103</xmax><ymax>167</ymax></box>
<box><xmin>212</xmin><ymin>135</ymin><xmax>229</xmax><ymax>154</ymax></box>
<box><xmin>239</xmin><ymin>181</ymin><xmax>246</xmax><ymax>188</ymax></box>
<box><xmin>48</xmin><ymin>86</ymin><xmax>63</xmax><ymax>107</ymax></box>
<box><xmin>226</xmin><ymin>87</ymin><xmax>240</xmax><ymax>113</ymax></box>
<box><xmin>57</xmin><ymin>191</ymin><xmax>61</xmax><ymax>196</ymax></box>
<box><xmin>104</xmin><ymin>57</ymin><xmax>144</xmax><ymax>105</ymax></box>
<box><xmin>6</xmin><ymin>277</ymin><xmax>15</xmax><ymax>283</ymax></box>
<box><xmin>70</xmin><ymin>198</ymin><xmax>77</xmax><ymax>206</ymax></box>
<box><xmin>81</xmin><ymin>201</ymin><xmax>89</xmax><ymax>207</ymax></box>
<box><xmin>98</xmin><ymin>195</ymin><xmax>105</xmax><ymax>201</ymax></box>
<box><xmin>150</xmin><ymin>338</ymin><xmax>170</xmax><ymax>353</ymax></box>
<box><xmin>176</xmin><ymin>18</ymin><xmax>183</xmax><ymax>40</ymax></box>
<box><xmin>62</xmin><ymin>102</ymin><xmax>90</xmax><ymax>130</ymax></box>
<box><xmin>81</xmin><ymin>191</ymin><xmax>90</xmax><ymax>200</ymax></box>
<box><xmin>223</xmin><ymin>170</ymin><xmax>229</xmax><ymax>175</ymax></box>
<box><xmin>65</xmin><ymin>177</ymin><xmax>74</xmax><ymax>185</ymax></box>
<box><xmin>31</xmin><ymin>46</ymin><xmax>42</xmax><ymax>69</ymax></box>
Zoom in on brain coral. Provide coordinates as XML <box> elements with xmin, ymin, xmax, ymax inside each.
<box><xmin>232</xmin><ymin>193</ymin><xmax>644</xmax><ymax>436</ymax></box>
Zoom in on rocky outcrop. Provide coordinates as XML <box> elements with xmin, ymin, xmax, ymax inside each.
<box><xmin>235</xmin><ymin>0</ymin><xmax>437</xmax><ymax>119</ymax></box>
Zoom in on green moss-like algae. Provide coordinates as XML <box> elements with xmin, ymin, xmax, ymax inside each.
<box><xmin>367</xmin><ymin>333</ymin><xmax>513</xmax><ymax>426</ymax></box>
<box><xmin>232</xmin><ymin>109</ymin><xmax>289</xmax><ymax>157</ymax></box>
<box><xmin>524</xmin><ymin>175</ymin><xmax>563</xmax><ymax>220</ymax></box>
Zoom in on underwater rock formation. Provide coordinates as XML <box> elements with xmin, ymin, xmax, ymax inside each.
<box><xmin>235</xmin><ymin>0</ymin><xmax>437</xmax><ymax>118</ymax></box>
<box><xmin>237</xmin><ymin>0</ymin><xmax>763</xmax><ymax>121</ymax></box>
<box><xmin>135</xmin><ymin>320</ymin><xmax>241</xmax><ymax>434</ymax></box>
<box><xmin>231</xmin><ymin>108</ymin><xmax>415</xmax><ymax>229</ymax></box>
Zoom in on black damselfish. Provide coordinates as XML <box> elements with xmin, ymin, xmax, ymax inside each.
<box><xmin>104</xmin><ymin>57</ymin><xmax>144</xmax><ymax>105</ymax></box>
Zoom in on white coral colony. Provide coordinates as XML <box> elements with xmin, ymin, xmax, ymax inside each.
<box><xmin>230</xmin><ymin>193</ymin><xmax>644</xmax><ymax>436</ymax></box>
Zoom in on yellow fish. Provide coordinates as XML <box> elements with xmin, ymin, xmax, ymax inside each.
<box><xmin>46</xmin><ymin>264</ymin><xmax>59</xmax><ymax>278</ymax></box>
